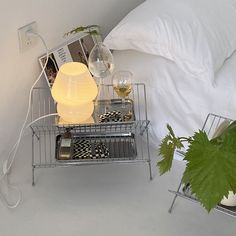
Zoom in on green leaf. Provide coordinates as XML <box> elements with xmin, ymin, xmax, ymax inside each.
<box><xmin>64</xmin><ymin>25</ymin><xmax>100</xmax><ymax>37</ymax></box>
<box><xmin>157</xmin><ymin>125</ymin><xmax>183</xmax><ymax>175</ymax></box>
<box><xmin>183</xmin><ymin>130</ymin><xmax>236</xmax><ymax>212</ymax></box>
<box><xmin>157</xmin><ymin>135</ymin><xmax>175</xmax><ymax>175</ymax></box>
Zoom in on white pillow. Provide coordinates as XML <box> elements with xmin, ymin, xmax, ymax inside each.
<box><xmin>104</xmin><ymin>0</ymin><xmax>236</xmax><ymax>82</ymax></box>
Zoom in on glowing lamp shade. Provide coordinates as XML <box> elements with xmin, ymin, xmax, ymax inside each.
<box><xmin>51</xmin><ymin>62</ymin><xmax>98</xmax><ymax>123</ymax></box>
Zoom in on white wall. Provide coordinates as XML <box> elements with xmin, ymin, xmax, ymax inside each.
<box><xmin>0</xmin><ymin>0</ymin><xmax>144</xmax><ymax>162</ymax></box>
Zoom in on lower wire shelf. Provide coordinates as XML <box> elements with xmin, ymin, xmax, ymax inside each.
<box><xmin>32</xmin><ymin>127</ymin><xmax>150</xmax><ymax>164</ymax></box>
<box><xmin>31</xmin><ymin>126</ymin><xmax>152</xmax><ymax>185</ymax></box>
<box><xmin>169</xmin><ymin>186</ymin><xmax>236</xmax><ymax>218</ymax></box>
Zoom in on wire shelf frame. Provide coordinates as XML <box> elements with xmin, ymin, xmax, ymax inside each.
<box><xmin>168</xmin><ymin>113</ymin><xmax>236</xmax><ymax>218</ymax></box>
<box><xmin>30</xmin><ymin>84</ymin><xmax>152</xmax><ymax>185</ymax></box>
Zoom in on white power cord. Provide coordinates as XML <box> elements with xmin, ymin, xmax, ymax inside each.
<box><xmin>0</xmin><ymin>31</ymin><xmax>53</xmax><ymax>208</ymax></box>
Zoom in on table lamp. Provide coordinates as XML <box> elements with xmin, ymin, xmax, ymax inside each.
<box><xmin>51</xmin><ymin>62</ymin><xmax>98</xmax><ymax>124</ymax></box>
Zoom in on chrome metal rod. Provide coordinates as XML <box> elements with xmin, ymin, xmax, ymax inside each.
<box><xmin>168</xmin><ymin>181</ymin><xmax>182</xmax><ymax>213</ymax></box>
<box><xmin>146</xmin><ymin>127</ymin><xmax>152</xmax><ymax>181</ymax></box>
<box><xmin>32</xmin><ymin>133</ymin><xmax>35</xmax><ymax>186</ymax></box>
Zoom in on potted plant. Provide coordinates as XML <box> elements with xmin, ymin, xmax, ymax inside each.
<box><xmin>158</xmin><ymin>121</ymin><xmax>236</xmax><ymax>212</ymax></box>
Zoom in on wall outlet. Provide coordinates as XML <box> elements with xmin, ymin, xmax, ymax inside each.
<box><xmin>18</xmin><ymin>21</ymin><xmax>37</xmax><ymax>52</ymax></box>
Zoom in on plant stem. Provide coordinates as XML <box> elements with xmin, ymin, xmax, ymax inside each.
<box><xmin>178</xmin><ymin>137</ymin><xmax>192</xmax><ymax>142</ymax></box>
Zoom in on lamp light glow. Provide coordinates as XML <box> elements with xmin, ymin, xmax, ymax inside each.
<box><xmin>51</xmin><ymin>62</ymin><xmax>98</xmax><ymax>123</ymax></box>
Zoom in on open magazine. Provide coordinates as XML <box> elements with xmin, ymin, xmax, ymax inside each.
<box><xmin>39</xmin><ymin>33</ymin><xmax>97</xmax><ymax>87</ymax></box>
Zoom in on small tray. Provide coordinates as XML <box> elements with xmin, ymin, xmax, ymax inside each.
<box><xmin>94</xmin><ymin>99</ymin><xmax>135</xmax><ymax>123</ymax></box>
<box><xmin>55</xmin><ymin>133</ymin><xmax>137</xmax><ymax>162</ymax></box>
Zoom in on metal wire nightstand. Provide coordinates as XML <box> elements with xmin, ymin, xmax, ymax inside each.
<box><xmin>30</xmin><ymin>83</ymin><xmax>153</xmax><ymax>186</ymax></box>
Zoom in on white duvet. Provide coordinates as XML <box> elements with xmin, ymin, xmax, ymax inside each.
<box><xmin>112</xmin><ymin>50</ymin><xmax>236</xmax><ymax>147</ymax></box>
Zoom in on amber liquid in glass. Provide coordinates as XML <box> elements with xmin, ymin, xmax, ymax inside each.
<box><xmin>113</xmin><ymin>84</ymin><xmax>132</xmax><ymax>98</ymax></box>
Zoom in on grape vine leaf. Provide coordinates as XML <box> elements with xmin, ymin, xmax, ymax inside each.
<box><xmin>158</xmin><ymin>124</ymin><xmax>184</xmax><ymax>175</ymax></box>
<box><xmin>64</xmin><ymin>25</ymin><xmax>100</xmax><ymax>37</ymax></box>
<box><xmin>182</xmin><ymin>129</ymin><xmax>236</xmax><ymax>212</ymax></box>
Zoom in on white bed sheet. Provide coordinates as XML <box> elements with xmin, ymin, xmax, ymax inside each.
<box><xmin>112</xmin><ymin>50</ymin><xmax>236</xmax><ymax>147</ymax></box>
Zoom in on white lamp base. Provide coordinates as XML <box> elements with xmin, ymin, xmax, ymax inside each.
<box><xmin>56</xmin><ymin>102</ymin><xmax>94</xmax><ymax>124</ymax></box>
<box><xmin>57</xmin><ymin>116</ymin><xmax>95</xmax><ymax>126</ymax></box>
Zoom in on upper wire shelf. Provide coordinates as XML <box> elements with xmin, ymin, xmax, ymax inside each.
<box><xmin>30</xmin><ymin>83</ymin><xmax>150</xmax><ymax>135</ymax></box>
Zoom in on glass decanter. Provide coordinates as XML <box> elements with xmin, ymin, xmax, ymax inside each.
<box><xmin>88</xmin><ymin>42</ymin><xmax>114</xmax><ymax>122</ymax></box>
<box><xmin>88</xmin><ymin>42</ymin><xmax>114</xmax><ymax>78</ymax></box>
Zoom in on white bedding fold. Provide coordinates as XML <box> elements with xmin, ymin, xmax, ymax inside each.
<box><xmin>112</xmin><ymin>50</ymin><xmax>236</xmax><ymax>147</ymax></box>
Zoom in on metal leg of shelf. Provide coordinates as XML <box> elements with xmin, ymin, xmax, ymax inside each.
<box><xmin>32</xmin><ymin>167</ymin><xmax>35</xmax><ymax>186</ymax></box>
<box><xmin>168</xmin><ymin>181</ymin><xmax>182</xmax><ymax>213</ymax></box>
<box><xmin>148</xmin><ymin>160</ymin><xmax>152</xmax><ymax>181</ymax></box>
<box><xmin>32</xmin><ymin>133</ymin><xmax>35</xmax><ymax>186</ymax></box>
<box><xmin>146</xmin><ymin>128</ymin><xmax>152</xmax><ymax>181</ymax></box>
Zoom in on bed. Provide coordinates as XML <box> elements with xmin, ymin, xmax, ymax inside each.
<box><xmin>104</xmin><ymin>0</ymin><xmax>236</xmax><ymax>147</ymax></box>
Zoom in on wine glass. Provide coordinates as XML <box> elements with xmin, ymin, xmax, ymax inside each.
<box><xmin>112</xmin><ymin>70</ymin><xmax>133</xmax><ymax>108</ymax></box>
